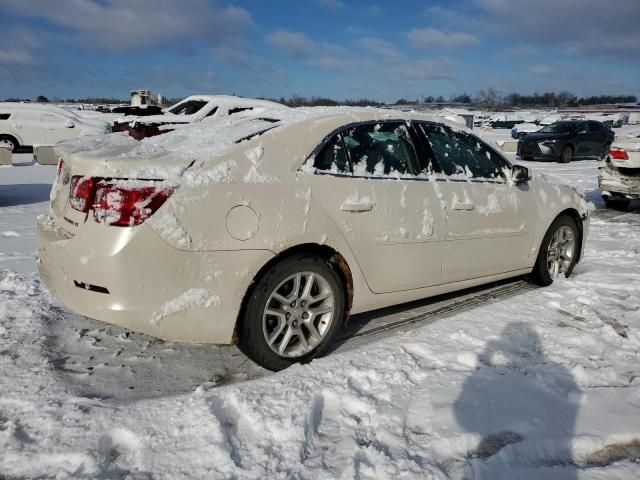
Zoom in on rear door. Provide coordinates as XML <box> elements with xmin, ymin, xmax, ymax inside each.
<box><xmin>300</xmin><ymin>120</ymin><xmax>447</xmax><ymax>293</ymax></box>
<box><xmin>417</xmin><ymin>123</ymin><xmax>536</xmax><ymax>283</ymax></box>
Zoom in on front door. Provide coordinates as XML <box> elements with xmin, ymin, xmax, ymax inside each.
<box><xmin>417</xmin><ymin>123</ymin><xmax>536</xmax><ymax>283</ymax></box>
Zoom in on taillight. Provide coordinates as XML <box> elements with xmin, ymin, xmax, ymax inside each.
<box><xmin>69</xmin><ymin>176</ymin><xmax>97</xmax><ymax>212</ymax></box>
<box><xmin>92</xmin><ymin>182</ymin><xmax>174</xmax><ymax>227</ymax></box>
<box><xmin>610</xmin><ymin>148</ymin><xmax>629</xmax><ymax>160</ymax></box>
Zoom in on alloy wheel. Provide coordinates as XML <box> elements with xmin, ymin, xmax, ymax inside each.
<box><xmin>262</xmin><ymin>271</ymin><xmax>335</xmax><ymax>358</ymax></box>
<box><xmin>546</xmin><ymin>226</ymin><xmax>576</xmax><ymax>278</ymax></box>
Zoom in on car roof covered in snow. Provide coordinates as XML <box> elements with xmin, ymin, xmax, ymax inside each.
<box><xmin>55</xmin><ymin>106</ymin><xmax>465</xmax><ymax>179</ymax></box>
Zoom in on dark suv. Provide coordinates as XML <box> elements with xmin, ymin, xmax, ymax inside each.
<box><xmin>517</xmin><ymin>120</ymin><xmax>614</xmax><ymax>163</ymax></box>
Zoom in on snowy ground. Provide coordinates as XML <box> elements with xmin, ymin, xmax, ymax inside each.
<box><xmin>1</xmin><ymin>126</ymin><xmax>640</xmax><ymax>478</ymax></box>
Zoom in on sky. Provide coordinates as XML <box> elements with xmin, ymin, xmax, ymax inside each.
<box><xmin>0</xmin><ymin>0</ymin><xmax>638</xmax><ymax>103</ymax></box>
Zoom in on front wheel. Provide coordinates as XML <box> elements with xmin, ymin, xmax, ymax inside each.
<box><xmin>238</xmin><ymin>254</ymin><xmax>347</xmax><ymax>371</ymax></box>
<box><xmin>559</xmin><ymin>145</ymin><xmax>573</xmax><ymax>163</ymax></box>
<box><xmin>528</xmin><ymin>215</ymin><xmax>579</xmax><ymax>286</ymax></box>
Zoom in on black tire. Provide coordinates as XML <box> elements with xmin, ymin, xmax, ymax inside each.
<box><xmin>238</xmin><ymin>253</ymin><xmax>347</xmax><ymax>371</ymax></box>
<box><xmin>0</xmin><ymin>134</ymin><xmax>19</xmax><ymax>151</ymax></box>
<box><xmin>528</xmin><ymin>215</ymin><xmax>579</xmax><ymax>287</ymax></box>
<box><xmin>604</xmin><ymin>196</ymin><xmax>630</xmax><ymax>211</ymax></box>
<box><xmin>599</xmin><ymin>143</ymin><xmax>611</xmax><ymax>160</ymax></box>
<box><xmin>559</xmin><ymin>145</ymin><xmax>573</xmax><ymax>163</ymax></box>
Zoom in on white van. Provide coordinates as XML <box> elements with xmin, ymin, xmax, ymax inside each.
<box><xmin>0</xmin><ymin>103</ymin><xmax>111</xmax><ymax>150</ymax></box>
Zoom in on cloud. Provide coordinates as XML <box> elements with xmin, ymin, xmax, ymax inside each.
<box><xmin>266</xmin><ymin>29</ymin><xmax>355</xmax><ymax>71</ymax></box>
<box><xmin>367</xmin><ymin>5</ymin><xmax>382</xmax><ymax>16</ymax></box>
<box><xmin>501</xmin><ymin>45</ymin><xmax>539</xmax><ymax>59</ymax></box>
<box><xmin>408</xmin><ymin>28</ymin><xmax>478</xmax><ymax>50</ymax></box>
<box><xmin>0</xmin><ymin>49</ymin><xmax>36</xmax><ymax>65</ymax></box>
<box><xmin>528</xmin><ymin>64</ymin><xmax>552</xmax><ymax>75</ymax></box>
<box><xmin>463</xmin><ymin>0</ymin><xmax>640</xmax><ymax>59</ymax></box>
<box><xmin>266</xmin><ymin>30</ymin><xmax>316</xmax><ymax>59</ymax></box>
<box><xmin>0</xmin><ymin>0</ymin><xmax>253</xmax><ymax>51</ymax></box>
<box><xmin>359</xmin><ymin>37</ymin><xmax>404</xmax><ymax>62</ymax></box>
<box><xmin>313</xmin><ymin>0</ymin><xmax>346</xmax><ymax>10</ymax></box>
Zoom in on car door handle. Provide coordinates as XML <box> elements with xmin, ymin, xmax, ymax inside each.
<box><xmin>453</xmin><ymin>201</ymin><xmax>475</xmax><ymax>211</ymax></box>
<box><xmin>341</xmin><ymin>200</ymin><xmax>374</xmax><ymax>212</ymax></box>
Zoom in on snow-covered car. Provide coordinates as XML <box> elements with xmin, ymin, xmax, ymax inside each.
<box><xmin>599</xmin><ymin>129</ymin><xmax>640</xmax><ymax>209</ymax></box>
<box><xmin>113</xmin><ymin>95</ymin><xmax>288</xmax><ymax>140</ymax></box>
<box><xmin>37</xmin><ymin>108</ymin><xmax>590</xmax><ymax>371</ymax></box>
<box><xmin>511</xmin><ymin>122</ymin><xmax>541</xmax><ymax>139</ymax></box>
<box><xmin>0</xmin><ymin>103</ymin><xmax>111</xmax><ymax>150</ymax></box>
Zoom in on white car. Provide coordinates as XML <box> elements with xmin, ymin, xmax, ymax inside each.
<box><xmin>0</xmin><ymin>103</ymin><xmax>111</xmax><ymax>150</ymax></box>
<box><xmin>511</xmin><ymin>122</ymin><xmax>541</xmax><ymax>139</ymax></box>
<box><xmin>599</xmin><ymin>128</ymin><xmax>640</xmax><ymax>209</ymax></box>
<box><xmin>113</xmin><ymin>95</ymin><xmax>289</xmax><ymax>139</ymax></box>
<box><xmin>37</xmin><ymin>108</ymin><xmax>590</xmax><ymax>371</ymax></box>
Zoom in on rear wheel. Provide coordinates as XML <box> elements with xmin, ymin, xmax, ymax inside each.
<box><xmin>559</xmin><ymin>145</ymin><xmax>573</xmax><ymax>163</ymax></box>
<box><xmin>528</xmin><ymin>215</ymin><xmax>579</xmax><ymax>286</ymax></box>
<box><xmin>0</xmin><ymin>135</ymin><xmax>18</xmax><ymax>151</ymax></box>
<box><xmin>238</xmin><ymin>254</ymin><xmax>347</xmax><ymax>371</ymax></box>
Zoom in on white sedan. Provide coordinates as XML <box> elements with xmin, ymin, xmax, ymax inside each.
<box><xmin>37</xmin><ymin>108</ymin><xmax>590</xmax><ymax>370</ymax></box>
<box><xmin>599</xmin><ymin>128</ymin><xmax>640</xmax><ymax>209</ymax></box>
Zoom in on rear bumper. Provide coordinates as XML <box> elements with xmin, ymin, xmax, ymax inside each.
<box><xmin>37</xmin><ymin>215</ymin><xmax>274</xmax><ymax>344</ymax></box>
<box><xmin>598</xmin><ymin>169</ymin><xmax>640</xmax><ymax>198</ymax></box>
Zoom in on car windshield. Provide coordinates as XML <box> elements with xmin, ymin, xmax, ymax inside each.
<box><xmin>167</xmin><ymin>100</ymin><xmax>208</xmax><ymax>115</ymax></box>
<box><xmin>539</xmin><ymin>122</ymin><xmax>579</xmax><ymax>134</ymax></box>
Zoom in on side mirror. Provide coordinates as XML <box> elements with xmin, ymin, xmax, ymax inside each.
<box><xmin>512</xmin><ymin>164</ymin><xmax>531</xmax><ymax>184</ymax></box>
<box><xmin>65</xmin><ymin>120</ymin><xmax>75</xmax><ymax>128</ymax></box>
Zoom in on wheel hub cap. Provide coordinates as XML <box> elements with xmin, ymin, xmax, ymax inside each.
<box><xmin>262</xmin><ymin>271</ymin><xmax>335</xmax><ymax>358</ymax></box>
<box><xmin>547</xmin><ymin>226</ymin><xmax>576</xmax><ymax>278</ymax></box>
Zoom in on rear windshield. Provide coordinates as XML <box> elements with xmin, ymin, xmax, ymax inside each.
<box><xmin>540</xmin><ymin>122</ymin><xmax>579</xmax><ymax>134</ymax></box>
<box><xmin>0</xmin><ymin>113</ymin><xmax>11</xmax><ymax>120</ymax></box>
<box><xmin>167</xmin><ymin>100</ymin><xmax>208</xmax><ymax>115</ymax></box>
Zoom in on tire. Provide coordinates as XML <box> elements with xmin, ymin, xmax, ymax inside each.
<box><xmin>0</xmin><ymin>135</ymin><xmax>19</xmax><ymax>151</ymax></box>
<box><xmin>559</xmin><ymin>145</ymin><xmax>573</xmax><ymax>163</ymax></box>
<box><xmin>604</xmin><ymin>196</ymin><xmax>630</xmax><ymax>211</ymax></box>
<box><xmin>238</xmin><ymin>253</ymin><xmax>347</xmax><ymax>371</ymax></box>
<box><xmin>528</xmin><ymin>215</ymin><xmax>579</xmax><ymax>286</ymax></box>
<box><xmin>599</xmin><ymin>143</ymin><xmax>611</xmax><ymax>160</ymax></box>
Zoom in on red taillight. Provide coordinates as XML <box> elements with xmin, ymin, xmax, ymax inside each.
<box><xmin>69</xmin><ymin>175</ymin><xmax>97</xmax><ymax>212</ymax></box>
<box><xmin>610</xmin><ymin>148</ymin><xmax>629</xmax><ymax>160</ymax></box>
<box><xmin>92</xmin><ymin>182</ymin><xmax>174</xmax><ymax>227</ymax></box>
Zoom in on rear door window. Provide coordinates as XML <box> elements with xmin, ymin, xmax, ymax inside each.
<box><xmin>342</xmin><ymin>122</ymin><xmax>421</xmax><ymax>177</ymax></box>
<box><xmin>418</xmin><ymin>123</ymin><xmax>508</xmax><ymax>180</ymax></box>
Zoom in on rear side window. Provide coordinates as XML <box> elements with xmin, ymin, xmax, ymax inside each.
<box><xmin>0</xmin><ymin>113</ymin><xmax>10</xmax><ymax>120</ymax></box>
<box><xmin>420</xmin><ymin>124</ymin><xmax>507</xmax><ymax>180</ymax></box>
<box><xmin>313</xmin><ymin>134</ymin><xmax>350</xmax><ymax>173</ymax></box>
<box><xmin>228</xmin><ymin>107</ymin><xmax>253</xmax><ymax>115</ymax></box>
<box><xmin>342</xmin><ymin>122</ymin><xmax>420</xmax><ymax>176</ymax></box>
<box><xmin>205</xmin><ymin>106</ymin><xmax>219</xmax><ymax>117</ymax></box>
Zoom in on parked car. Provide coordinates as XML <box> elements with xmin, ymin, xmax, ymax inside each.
<box><xmin>517</xmin><ymin>120</ymin><xmax>614</xmax><ymax>162</ymax></box>
<box><xmin>0</xmin><ymin>103</ymin><xmax>111</xmax><ymax>151</ymax></box>
<box><xmin>37</xmin><ymin>108</ymin><xmax>590</xmax><ymax>371</ymax></box>
<box><xmin>110</xmin><ymin>105</ymin><xmax>164</xmax><ymax>116</ymax></box>
<box><xmin>112</xmin><ymin>95</ymin><xmax>288</xmax><ymax>140</ymax></box>
<box><xmin>511</xmin><ymin>122</ymin><xmax>541</xmax><ymax>139</ymax></box>
<box><xmin>599</xmin><ymin>129</ymin><xmax>640</xmax><ymax>209</ymax></box>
